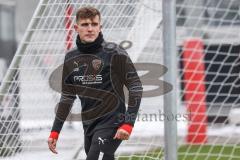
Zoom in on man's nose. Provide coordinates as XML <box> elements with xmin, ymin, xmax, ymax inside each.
<box><xmin>87</xmin><ymin>25</ymin><xmax>93</xmax><ymax>31</ymax></box>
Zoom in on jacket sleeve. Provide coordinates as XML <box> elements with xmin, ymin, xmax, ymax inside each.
<box><xmin>51</xmin><ymin>55</ymin><xmax>76</xmax><ymax>133</ymax></box>
<box><xmin>113</xmin><ymin>49</ymin><xmax>143</xmax><ymax>126</ymax></box>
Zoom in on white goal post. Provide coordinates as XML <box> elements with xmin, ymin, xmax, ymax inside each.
<box><xmin>0</xmin><ymin>0</ymin><xmax>240</xmax><ymax>160</ymax></box>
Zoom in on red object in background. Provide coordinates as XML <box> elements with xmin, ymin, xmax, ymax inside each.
<box><xmin>65</xmin><ymin>5</ymin><xmax>73</xmax><ymax>50</ymax></box>
<box><xmin>182</xmin><ymin>39</ymin><xmax>208</xmax><ymax>144</ymax></box>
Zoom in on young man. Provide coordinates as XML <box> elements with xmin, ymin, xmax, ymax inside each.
<box><xmin>48</xmin><ymin>6</ymin><xmax>142</xmax><ymax>160</ymax></box>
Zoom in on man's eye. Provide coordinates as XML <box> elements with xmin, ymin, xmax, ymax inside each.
<box><xmin>92</xmin><ymin>23</ymin><xmax>98</xmax><ymax>26</ymax></box>
<box><xmin>80</xmin><ymin>23</ymin><xmax>99</xmax><ymax>27</ymax></box>
<box><xmin>81</xmin><ymin>23</ymin><xmax>89</xmax><ymax>27</ymax></box>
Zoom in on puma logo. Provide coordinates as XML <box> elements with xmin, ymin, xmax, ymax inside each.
<box><xmin>98</xmin><ymin>137</ymin><xmax>107</xmax><ymax>145</ymax></box>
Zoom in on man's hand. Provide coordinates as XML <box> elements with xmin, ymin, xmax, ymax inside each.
<box><xmin>113</xmin><ymin>128</ymin><xmax>130</xmax><ymax>140</ymax></box>
<box><xmin>113</xmin><ymin>123</ymin><xmax>133</xmax><ymax>140</ymax></box>
<box><xmin>48</xmin><ymin>137</ymin><xmax>58</xmax><ymax>154</ymax></box>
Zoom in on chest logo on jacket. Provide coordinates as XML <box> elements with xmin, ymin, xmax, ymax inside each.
<box><xmin>92</xmin><ymin>59</ymin><xmax>102</xmax><ymax>71</ymax></box>
<box><xmin>72</xmin><ymin>56</ymin><xmax>103</xmax><ymax>85</ymax></box>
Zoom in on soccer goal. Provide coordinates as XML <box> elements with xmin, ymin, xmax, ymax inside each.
<box><xmin>0</xmin><ymin>0</ymin><xmax>240</xmax><ymax>160</ymax></box>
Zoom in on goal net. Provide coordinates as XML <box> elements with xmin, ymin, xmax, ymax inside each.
<box><xmin>177</xmin><ymin>0</ymin><xmax>240</xmax><ymax>159</ymax></box>
<box><xmin>0</xmin><ymin>0</ymin><xmax>240</xmax><ymax>160</ymax></box>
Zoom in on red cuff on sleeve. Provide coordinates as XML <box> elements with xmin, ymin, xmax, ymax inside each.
<box><xmin>119</xmin><ymin>124</ymin><xmax>133</xmax><ymax>135</ymax></box>
<box><xmin>49</xmin><ymin>131</ymin><xmax>59</xmax><ymax>140</ymax></box>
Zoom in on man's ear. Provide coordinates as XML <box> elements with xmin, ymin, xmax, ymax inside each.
<box><xmin>74</xmin><ymin>24</ymin><xmax>78</xmax><ymax>32</ymax></box>
<box><xmin>99</xmin><ymin>25</ymin><xmax>102</xmax><ymax>33</ymax></box>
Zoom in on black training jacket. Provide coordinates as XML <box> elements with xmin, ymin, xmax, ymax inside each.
<box><xmin>51</xmin><ymin>39</ymin><xmax>143</xmax><ymax>136</ymax></box>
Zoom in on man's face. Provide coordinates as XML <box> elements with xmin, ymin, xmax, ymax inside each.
<box><xmin>74</xmin><ymin>15</ymin><xmax>101</xmax><ymax>43</ymax></box>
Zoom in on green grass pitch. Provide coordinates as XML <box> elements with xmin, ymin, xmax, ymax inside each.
<box><xmin>118</xmin><ymin>145</ymin><xmax>240</xmax><ymax>160</ymax></box>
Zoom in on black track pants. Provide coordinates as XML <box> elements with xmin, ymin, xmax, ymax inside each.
<box><xmin>84</xmin><ymin>128</ymin><xmax>122</xmax><ymax>160</ymax></box>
